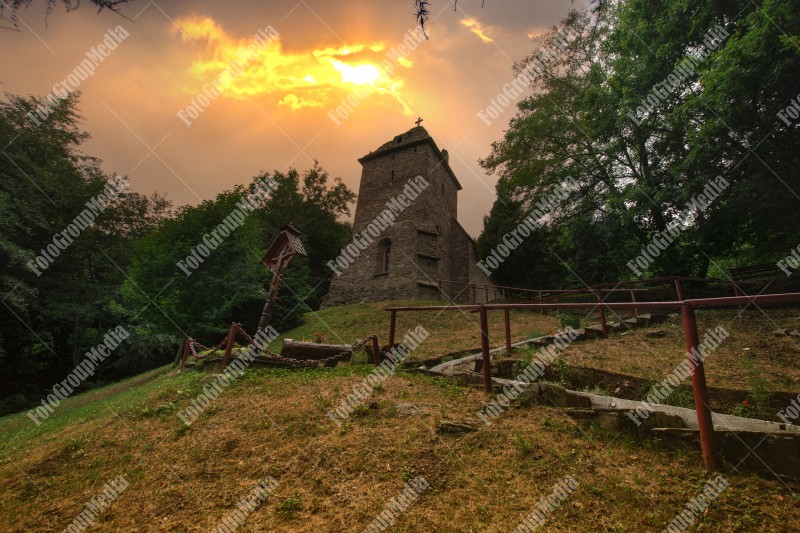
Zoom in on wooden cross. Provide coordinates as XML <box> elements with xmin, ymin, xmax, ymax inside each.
<box><xmin>415</xmin><ymin>116</ymin><xmax>423</xmax><ymax>127</ymax></box>
<box><xmin>257</xmin><ymin>224</ymin><xmax>307</xmax><ymax>332</ymax></box>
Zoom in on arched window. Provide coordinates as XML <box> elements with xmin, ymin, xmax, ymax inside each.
<box><xmin>376</xmin><ymin>239</ymin><xmax>391</xmax><ymax>274</ymax></box>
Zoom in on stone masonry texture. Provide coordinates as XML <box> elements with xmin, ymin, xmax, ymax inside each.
<box><xmin>323</xmin><ymin>126</ymin><xmax>494</xmax><ymax>307</ymax></box>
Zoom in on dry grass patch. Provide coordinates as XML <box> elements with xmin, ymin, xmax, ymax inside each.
<box><xmin>0</xmin><ymin>365</ymin><xmax>797</xmax><ymax>531</ymax></box>
<box><xmin>276</xmin><ymin>300</ymin><xmax>562</xmax><ymax>363</ymax></box>
<box><xmin>554</xmin><ymin>308</ymin><xmax>800</xmax><ymax>392</ymax></box>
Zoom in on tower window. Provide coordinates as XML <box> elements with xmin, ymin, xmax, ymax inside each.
<box><xmin>391</xmin><ymin>170</ymin><xmax>394</xmax><ymax>183</ymax></box>
<box><xmin>441</xmin><ymin>182</ymin><xmax>444</xmax><ymax>195</ymax></box>
<box><xmin>376</xmin><ymin>239</ymin><xmax>391</xmax><ymax>275</ymax></box>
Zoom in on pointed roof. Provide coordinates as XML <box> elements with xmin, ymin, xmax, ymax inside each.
<box><xmin>261</xmin><ymin>224</ymin><xmax>307</xmax><ymax>273</ymax></box>
<box><xmin>358</xmin><ymin>126</ymin><xmax>462</xmax><ymax>190</ymax></box>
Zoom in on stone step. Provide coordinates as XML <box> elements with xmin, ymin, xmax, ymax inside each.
<box><xmin>651</xmin><ymin>428</ymin><xmax>800</xmax><ymax>479</ymax></box>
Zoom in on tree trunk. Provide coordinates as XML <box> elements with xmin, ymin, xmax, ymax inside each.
<box><xmin>280</xmin><ymin>339</ymin><xmax>352</xmax><ymax>362</ymax></box>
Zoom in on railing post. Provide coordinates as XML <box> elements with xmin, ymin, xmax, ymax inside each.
<box><xmin>596</xmin><ymin>289</ymin><xmax>607</xmax><ymax>338</ymax></box>
<box><xmin>731</xmin><ymin>283</ymin><xmax>743</xmax><ymax>310</ymax></box>
<box><xmin>221</xmin><ymin>323</ymin><xmax>237</xmax><ymax>369</ymax></box>
<box><xmin>538</xmin><ymin>291</ymin><xmax>543</xmax><ymax>314</ymax></box>
<box><xmin>479</xmin><ymin>306</ymin><xmax>492</xmax><ymax>393</ymax></box>
<box><xmin>630</xmin><ymin>290</ymin><xmax>639</xmax><ymax>318</ymax></box>
<box><xmin>470</xmin><ymin>286</ymin><xmax>475</xmax><ymax>305</ymax></box>
<box><xmin>681</xmin><ymin>305</ymin><xmax>720</xmax><ymax>472</ymax></box>
<box><xmin>179</xmin><ymin>337</ymin><xmax>191</xmax><ymax>369</ymax></box>
<box><xmin>484</xmin><ymin>284</ymin><xmax>489</xmax><ymax>303</ymax></box>
<box><xmin>674</xmin><ymin>278</ymin><xmax>684</xmax><ymax>301</ymax></box>
<box><xmin>504</xmin><ymin>309</ymin><xmax>512</xmax><ymax>352</ymax></box>
<box><xmin>389</xmin><ymin>310</ymin><xmax>397</xmax><ymax>348</ymax></box>
<box><xmin>371</xmin><ymin>335</ymin><xmax>381</xmax><ymax>365</ymax></box>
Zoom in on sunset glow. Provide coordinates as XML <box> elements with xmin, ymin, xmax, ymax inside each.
<box><xmin>460</xmin><ymin>18</ymin><xmax>494</xmax><ymax>43</ymax></box>
<box><xmin>174</xmin><ymin>16</ymin><xmax>411</xmax><ymax>112</ymax></box>
<box><xmin>330</xmin><ymin>60</ymin><xmax>381</xmax><ymax>85</ymax></box>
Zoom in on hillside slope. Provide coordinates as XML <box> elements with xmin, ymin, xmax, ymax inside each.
<box><xmin>1</xmin><ymin>303</ymin><xmax>798</xmax><ymax>532</ymax></box>
<box><xmin>270</xmin><ymin>300</ymin><xmax>563</xmax><ymax>363</ymax></box>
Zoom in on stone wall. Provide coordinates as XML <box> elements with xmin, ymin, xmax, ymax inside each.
<box><xmin>323</xmin><ymin>126</ymin><xmax>491</xmax><ymax>307</ymax></box>
<box><xmin>445</xmin><ymin>222</ymin><xmax>496</xmax><ymax>303</ymax></box>
<box><xmin>352</xmin><ymin>144</ymin><xmax>431</xmax><ymax>232</ymax></box>
<box><xmin>324</xmin><ymin>219</ymin><xmax>418</xmax><ymax>307</ymax></box>
<box><xmin>421</xmin><ymin>147</ymin><xmax>458</xmax><ymax>296</ymax></box>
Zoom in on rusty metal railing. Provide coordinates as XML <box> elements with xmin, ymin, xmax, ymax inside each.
<box><xmin>385</xmin><ymin>292</ymin><xmax>800</xmax><ymax>472</ymax></box>
<box><xmin>435</xmin><ymin>275</ymin><xmax>746</xmax><ymax>307</ymax></box>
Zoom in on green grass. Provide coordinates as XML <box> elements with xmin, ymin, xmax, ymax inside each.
<box><xmin>265</xmin><ymin>299</ymin><xmax>561</xmax><ymax>364</ymax></box>
<box><xmin>2</xmin><ymin>303</ymin><xmax>798</xmax><ymax>531</ymax></box>
<box><xmin>0</xmin><ymin>366</ymin><xmax>178</xmax><ymax>453</ymax></box>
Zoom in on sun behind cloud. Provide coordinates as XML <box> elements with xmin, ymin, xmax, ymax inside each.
<box><xmin>330</xmin><ymin>60</ymin><xmax>381</xmax><ymax>85</ymax></box>
<box><xmin>173</xmin><ymin>16</ymin><xmax>412</xmax><ymax>113</ymax></box>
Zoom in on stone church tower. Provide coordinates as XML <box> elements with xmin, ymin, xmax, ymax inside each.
<box><xmin>323</xmin><ymin>125</ymin><xmax>493</xmax><ymax>306</ymax></box>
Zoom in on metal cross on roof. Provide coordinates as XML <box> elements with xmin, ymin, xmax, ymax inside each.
<box><xmin>415</xmin><ymin>116</ymin><xmax>423</xmax><ymax>127</ymax></box>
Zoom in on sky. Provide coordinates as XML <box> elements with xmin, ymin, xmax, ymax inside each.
<box><xmin>1</xmin><ymin>0</ymin><xmax>588</xmax><ymax>236</ymax></box>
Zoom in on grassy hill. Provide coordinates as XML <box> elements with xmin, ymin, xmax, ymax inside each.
<box><xmin>268</xmin><ymin>300</ymin><xmax>564</xmax><ymax>363</ymax></box>
<box><xmin>1</xmin><ymin>302</ymin><xmax>797</xmax><ymax>532</ymax></box>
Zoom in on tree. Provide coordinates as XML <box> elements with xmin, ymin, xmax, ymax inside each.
<box><xmin>0</xmin><ymin>90</ymin><xmax>355</xmax><ymax>411</ymax></box>
<box><xmin>0</xmin><ymin>92</ymin><xmax>169</xmax><ymax>404</ymax></box>
<box><xmin>480</xmin><ymin>0</ymin><xmax>799</xmax><ymax>287</ymax></box>
<box><xmin>4</xmin><ymin>0</ymin><xmax>485</xmax><ymax>36</ymax></box>
<box><xmin>122</xmin><ymin>187</ymin><xmax>267</xmax><ymax>345</ymax></box>
<box><xmin>0</xmin><ymin>0</ymin><xmax>129</xmax><ymax>26</ymax></box>
<box><xmin>255</xmin><ymin>163</ymin><xmax>354</xmax><ymax>308</ymax></box>
<box><xmin>122</xmin><ymin>165</ymin><xmax>354</xmax><ymax>345</ymax></box>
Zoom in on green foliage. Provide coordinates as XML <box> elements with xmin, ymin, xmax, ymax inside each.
<box><xmin>254</xmin><ymin>162</ymin><xmax>354</xmax><ymax>320</ymax></box>
<box><xmin>731</xmin><ymin>357</ymin><xmax>772</xmax><ymax>418</ymax></box>
<box><xmin>0</xmin><ymin>93</ymin><xmax>354</xmax><ymax>410</ymax></box>
<box><xmin>351</xmin><ymin>404</ymin><xmax>370</xmax><ymax>418</ymax></box>
<box><xmin>64</xmin><ymin>435</ymin><xmax>85</xmax><ymax>453</ymax></box>
<box><xmin>649</xmin><ymin>384</ymin><xmax>694</xmax><ymax>409</ymax></box>
<box><xmin>555</xmin><ymin>312</ymin><xmax>582</xmax><ymax>330</ymax></box>
<box><xmin>0</xmin><ymin>93</ymin><xmax>171</xmax><ymax>392</ymax></box>
<box><xmin>512</xmin><ymin>431</ymin><xmax>534</xmax><ymax>457</ymax></box>
<box><xmin>552</xmin><ymin>357</ymin><xmax>569</xmax><ymax>386</ymax></box>
<box><xmin>276</xmin><ymin>493</ymin><xmax>303</xmax><ymax>519</ymax></box>
<box><xmin>139</xmin><ymin>401</ymin><xmax>177</xmax><ymax>418</ymax></box>
<box><xmin>512</xmin><ymin>348</ymin><xmax>535</xmax><ymax>378</ymax></box>
<box><xmin>479</xmin><ymin>1</ymin><xmax>800</xmax><ymax>287</ymax></box>
<box><xmin>122</xmin><ymin>186</ymin><xmax>267</xmax><ymax>341</ymax></box>
<box><xmin>122</xmin><ymin>163</ymin><xmax>353</xmax><ymax>341</ymax></box>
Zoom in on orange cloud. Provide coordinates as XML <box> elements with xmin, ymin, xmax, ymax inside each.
<box><xmin>460</xmin><ymin>18</ymin><xmax>493</xmax><ymax>43</ymax></box>
<box><xmin>173</xmin><ymin>16</ymin><xmax>412</xmax><ymax>113</ymax></box>
<box><xmin>527</xmin><ymin>27</ymin><xmax>547</xmax><ymax>41</ymax></box>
